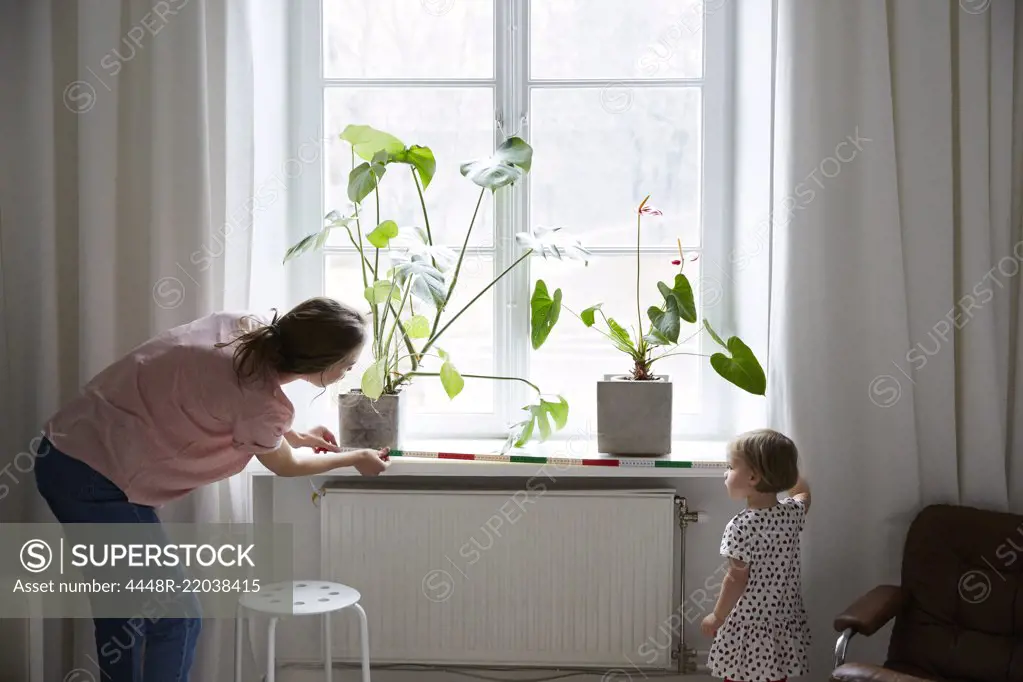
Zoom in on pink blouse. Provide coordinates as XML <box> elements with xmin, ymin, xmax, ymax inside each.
<box><xmin>45</xmin><ymin>312</ymin><xmax>294</xmax><ymax>506</ymax></box>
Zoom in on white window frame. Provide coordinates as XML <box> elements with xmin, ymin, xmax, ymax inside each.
<box><xmin>288</xmin><ymin>1</ymin><xmax>738</xmax><ymax>441</ymax></box>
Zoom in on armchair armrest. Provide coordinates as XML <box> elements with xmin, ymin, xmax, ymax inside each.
<box><xmin>831</xmin><ymin>663</ymin><xmax>933</xmax><ymax>682</ymax></box>
<box><xmin>834</xmin><ymin>584</ymin><xmax>903</xmax><ymax>636</ymax></box>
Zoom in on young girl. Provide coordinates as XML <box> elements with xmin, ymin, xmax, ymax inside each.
<box><xmin>702</xmin><ymin>428</ymin><xmax>812</xmax><ymax>682</ymax></box>
<box><xmin>34</xmin><ymin>296</ymin><xmax>390</xmax><ymax>682</ymax></box>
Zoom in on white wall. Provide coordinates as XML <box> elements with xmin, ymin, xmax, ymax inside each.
<box><xmin>260</xmin><ymin>474</ymin><xmax>804</xmax><ymax>676</ymax></box>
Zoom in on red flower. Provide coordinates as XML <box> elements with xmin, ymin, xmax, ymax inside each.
<box><xmin>671</xmin><ymin>259</ymin><xmax>682</xmax><ymax>265</ymax></box>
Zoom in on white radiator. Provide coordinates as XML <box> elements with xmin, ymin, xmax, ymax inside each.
<box><xmin>320</xmin><ymin>485</ymin><xmax>679</xmax><ymax>669</ymax></box>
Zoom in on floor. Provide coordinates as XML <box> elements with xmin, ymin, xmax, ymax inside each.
<box><xmin>276</xmin><ymin>668</ymin><xmax>710</xmax><ymax>682</ymax></box>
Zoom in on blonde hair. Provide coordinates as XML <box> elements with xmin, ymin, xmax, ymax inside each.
<box><xmin>729</xmin><ymin>428</ymin><xmax>799</xmax><ymax>493</ymax></box>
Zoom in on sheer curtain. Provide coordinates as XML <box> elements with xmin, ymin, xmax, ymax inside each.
<box><xmin>766</xmin><ymin>0</ymin><xmax>1023</xmax><ymax>673</ymax></box>
<box><xmin>0</xmin><ymin>0</ymin><xmax>292</xmax><ymax>679</ymax></box>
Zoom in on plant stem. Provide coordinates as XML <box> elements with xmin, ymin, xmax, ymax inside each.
<box><xmin>409</xmin><ymin>372</ymin><xmax>542</xmax><ymax>395</ymax></box>
<box><xmin>650</xmin><ymin>350</ymin><xmax>712</xmax><ymax>363</ymax></box>
<box><xmin>636</xmin><ymin>210</ymin><xmax>644</xmax><ymax>349</ymax></box>
<box><xmin>342</xmin><ymin>223</ymin><xmax>418</xmax><ymax>371</ymax></box>
<box><xmin>396</xmin><ymin>249</ymin><xmax>531</xmax><ymax>385</ymax></box>
<box><xmin>563</xmin><ymin>304</ymin><xmax>639</xmax><ymax>356</ymax></box>
<box><xmin>373</xmin><ymin>187</ymin><xmax>383</xmax><ymax>358</ymax></box>
<box><xmin>430</xmin><ymin>187</ymin><xmax>486</xmax><ymax>340</ymax></box>
<box><xmin>382</xmin><ymin>282</ymin><xmax>413</xmax><ymax>369</ymax></box>
<box><xmin>412</xmin><ymin>168</ymin><xmax>438</xmax><ymax>270</ymax></box>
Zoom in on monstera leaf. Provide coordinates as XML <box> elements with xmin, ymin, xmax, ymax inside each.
<box><xmin>390</xmin><ymin>145</ymin><xmax>437</xmax><ymax>189</ymax></box>
<box><xmin>390</xmin><ymin>254</ymin><xmax>446</xmax><ymax>307</ymax></box>
<box><xmin>366</xmin><ymin>220</ymin><xmax>400</xmax><ymax>249</ymax></box>
<box><xmin>340</xmin><ymin>125</ymin><xmax>404</xmax><ymax>161</ymax></box>
<box><xmin>515</xmin><ymin>226</ymin><xmax>591</xmax><ymax>264</ymax></box>
<box><xmin>348</xmin><ymin>160</ymin><xmax>386</xmax><ymax>204</ymax></box>
<box><xmin>460</xmin><ymin>137</ymin><xmax>533</xmax><ymax>190</ymax></box>
<box><xmin>502</xmin><ymin>396</ymin><xmax>570</xmax><ymax>452</ymax></box>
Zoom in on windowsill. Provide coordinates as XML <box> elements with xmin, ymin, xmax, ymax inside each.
<box><xmin>245</xmin><ymin>438</ymin><xmax>729</xmax><ymax>478</ymax></box>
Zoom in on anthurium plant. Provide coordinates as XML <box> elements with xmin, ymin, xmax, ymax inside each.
<box><xmin>530</xmin><ymin>195</ymin><xmax>766</xmax><ymax>395</ymax></box>
<box><xmin>285</xmin><ymin>125</ymin><xmax>591</xmax><ymax>450</ymax></box>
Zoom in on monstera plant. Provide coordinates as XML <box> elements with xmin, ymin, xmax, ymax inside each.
<box><xmin>530</xmin><ymin>195</ymin><xmax>766</xmax><ymax>455</ymax></box>
<box><xmin>285</xmin><ymin>125</ymin><xmax>589</xmax><ymax>451</ymax></box>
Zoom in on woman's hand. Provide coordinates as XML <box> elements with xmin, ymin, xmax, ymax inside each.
<box><xmin>293</xmin><ymin>426</ymin><xmax>341</xmax><ymax>453</ymax></box>
<box><xmin>700</xmin><ymin>613</ymin><xmax>724</xmax><ymax>638</ymax></box>
<box><xmin>354</xmin><ymin>448</ymin><xmax>390</xmax><ymax>477</ymax></box>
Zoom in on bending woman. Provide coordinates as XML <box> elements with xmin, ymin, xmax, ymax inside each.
<box><xmin>35</xmin><ymin>296</ymin><xmax>389</xmax><ymax>682</ymax></box>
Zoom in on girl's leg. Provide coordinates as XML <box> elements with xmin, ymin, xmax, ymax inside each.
<box><xmin>34</xmin><ymin>440</ymin><xmax>202</xmax><ymax>682</ymax></box>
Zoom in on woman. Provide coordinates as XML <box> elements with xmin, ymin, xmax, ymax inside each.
<box><xmin>35</xmin><ymin>296</ymin><xmax>389</xmax><ymax>682</ymax></box>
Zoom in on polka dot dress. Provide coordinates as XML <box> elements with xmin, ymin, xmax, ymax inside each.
<box><xmin>707</xmin><ymin>497</ymin><xmax>811</xmax><ymax>681</ymax></box>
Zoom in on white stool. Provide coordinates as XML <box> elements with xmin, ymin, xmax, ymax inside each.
<box><xmin>234</xmin><ymin>580</ymin><xmax>370</xmax><ymax>682</ymax></box>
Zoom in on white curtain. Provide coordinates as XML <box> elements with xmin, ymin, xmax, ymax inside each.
<box><xmin>767</xmin><ymin>0</ymin><xmax>1023</xmax><ymax>673</ymax></box>
<box><xmin>0</xmin><ymin>0</ymin><xmax>287</xmax><ymax>679</ymax></box>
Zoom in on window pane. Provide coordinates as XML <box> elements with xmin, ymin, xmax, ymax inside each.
<box><xmin>530</xmin><ymin>0</ymin><xmax>703</xmax><ymax>80</ymax></box>
<box><xmin>529</xmin><ymin>87</ymin><xmax>701</xmax><ymax>247</ymax></box>
<box><xmin>529</xmin><ymin>255</ymin><xmax>707</xmax><ymax>437</ymax></box>
<box><xmin>324</xmin><ymin>87</ymin><xmax>496</xmax><ymax>247</ymax></box>
<box><xmin>325</xmin><ymin>253</ymin><xmax>495</xmax><ymax>417</ymax></box>
<box><xmin>324</xmin><ymin>0</ymin><xmax>494</xmax><ymax>79</ymax></box>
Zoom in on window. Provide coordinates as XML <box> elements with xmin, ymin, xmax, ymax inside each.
<box><xmin>290</xmin><ymin>0</ymin><xmax>736</xmax><ymax>441</ymax></box>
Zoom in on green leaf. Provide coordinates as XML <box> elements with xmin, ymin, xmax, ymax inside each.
<box><xmin>364</xmin><ymin>280</ymin><xmax>402</xmax><ymax>305</ymax></box>
<box><xmin>404</xmin><ymin>314</ymin><xmax>430</xmax><ymax>339</ymax></box>
<box><xmin>392</xmin><ymin>145</ymin><xmax>437</xmax><ymax>190</ymax></box>
<box><xmin>529</xmin><ymin>280</ymin><xmax>562</xmax><ymax>350</ymax></box>
<box><xmin>647</xmin><ymin>297</ymin><xmax>681</xmax><ymax>344</ymax></box>
<box><xmin>580</xmin><ymin>304</ymin><xmax>602</xmax><ymax>327</ymax></box>
<box><xmin>367</xmin><ymin>220</ymin><xmax>399</xmax><ymax>249</ymax></box>
<box><xmin>657</xmin><ymin>274</ymin><xmax>697</xmax><ymax>324</ymax></box>
<box><xmin>704</xmin><ymin>319</ymin><xmax>727</xmax><ymax>349</ymax></box>
<box><xmin>643</xmin><ymin>330</ymin><xmax>672</xmax><ymax>347</ymax></box>
<box><xmin>390</xmin><ymin>255</ymin><xmax>446</xmax><ymax>307</ymax></box>
<box><xmin>439</xmin><ymin>360</ymin><xmax>464</xmax><ymax>399</ymax></box>
<box><xmin>513</xmin><ymin>397</ymin><xmax>570</xmax><ymax>446</ymax></box>
<box><xmin>340</xmin><ymin>125</ymin><xmax>405</xmax><ymax>161</ymax></box>
<box><xmin>283</xmin><ymin>233</ymin><xmax>319</xmax><ymax>263</ymax></box>
<box><xmin>545</xmin><ymin>396</ymin><xmax>569</xmax><ymax>430</ymax></box>
<box><xmin>710</xmin><ymin>337</ymin><xmax>767</xmax><ymax>396</ymax></box>
<box><xmin>360</xmin><ymin>359</ymin><xmax>387</xmax><ymax>400</ymax></box>
<box><xmin>513</xmin><ymin>417</ymin><xmax>535</xmax><ymax>449</ymax></box>
<box><xmin>348</xmin><ymin>161</ymin><xmax>386</xmax><ymax>204</ymax></box>
<box><xmin>607</xmin><ymin>318</ymin><xmax>636</xmax><ymax>353</ymax></box>
<box><xmin>459</xmin><ymin>136</ymin><xmax>534</xmax><ymax>191</ymax></box>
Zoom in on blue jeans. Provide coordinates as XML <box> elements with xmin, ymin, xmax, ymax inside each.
<box><xmin>34</xmin><ymin>439</ymin><xmax>202</xmax><ymax>682</ymax></box>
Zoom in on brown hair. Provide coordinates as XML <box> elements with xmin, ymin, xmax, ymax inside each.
<box><xmin>729</xmin><ymin>428</ymin><xmax>799</xmax><ymax>493</ymax></box>
<box><xmin>217</xmin><ymin>297</ymin><xmax>367</xmax><ymax>383</ymax></box>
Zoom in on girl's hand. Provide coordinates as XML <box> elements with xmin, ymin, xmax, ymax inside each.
<box><xmin>700</xmin><ymin>613</ymin><xmax>724</xmax><ymax>638</ymax></box>
<box><xmin>354</xmin><ymin>448</ymin><xmax>391</xmax><ymax>477</ymax></box>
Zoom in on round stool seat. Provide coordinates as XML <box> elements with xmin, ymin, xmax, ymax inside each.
<box><xmin>239</xmin><ymin>580</ymin><xmax>361</xmax><ymax>616</ymax></box>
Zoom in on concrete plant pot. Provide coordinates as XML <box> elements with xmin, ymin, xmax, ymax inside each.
<box><xmin>596</xmin><ymin>374</ymin><xmax>672</xmax><ymax>456</ymax></box>
<box><xmin>338</xmin><ymin>389</ymin><xmax>405</xmax><ymax>449</ymax></box>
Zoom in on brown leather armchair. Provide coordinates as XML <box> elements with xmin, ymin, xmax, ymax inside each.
<box><xmin>831</xmin><ymin>504</ymin><xmax>1023</xmax><ymax>682</ymax></box>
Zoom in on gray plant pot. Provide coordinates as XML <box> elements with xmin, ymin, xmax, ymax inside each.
<box><xmin>596</xmin><ymin>374</ymin><xmax>672</xmax><ymax>456</ymax></box>
<box><xmin>338</xmin><ymin>389</ymin><xmax>404</xmax><ymax>449</ymax></box>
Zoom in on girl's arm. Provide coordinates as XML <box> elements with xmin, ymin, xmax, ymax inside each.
<box><xmin>787</xmin><ymin>475</ymin><xmax>811</xmax><ymax>512</ymax></box>
<box><xmin>712</xmin><ymin>558</ymin><xmax>750</xmax><ymax>621</ymax></box>
<box><xmin>256</xmin><ymin>440</ymin><xmax>389</xmax><ymax>477</ymax></box>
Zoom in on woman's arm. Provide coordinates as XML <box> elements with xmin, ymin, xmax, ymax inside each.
<box><xmin>256</xmin><ymin>440</ymin><xmax>389</xmax><ymax>477</ymax></box>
